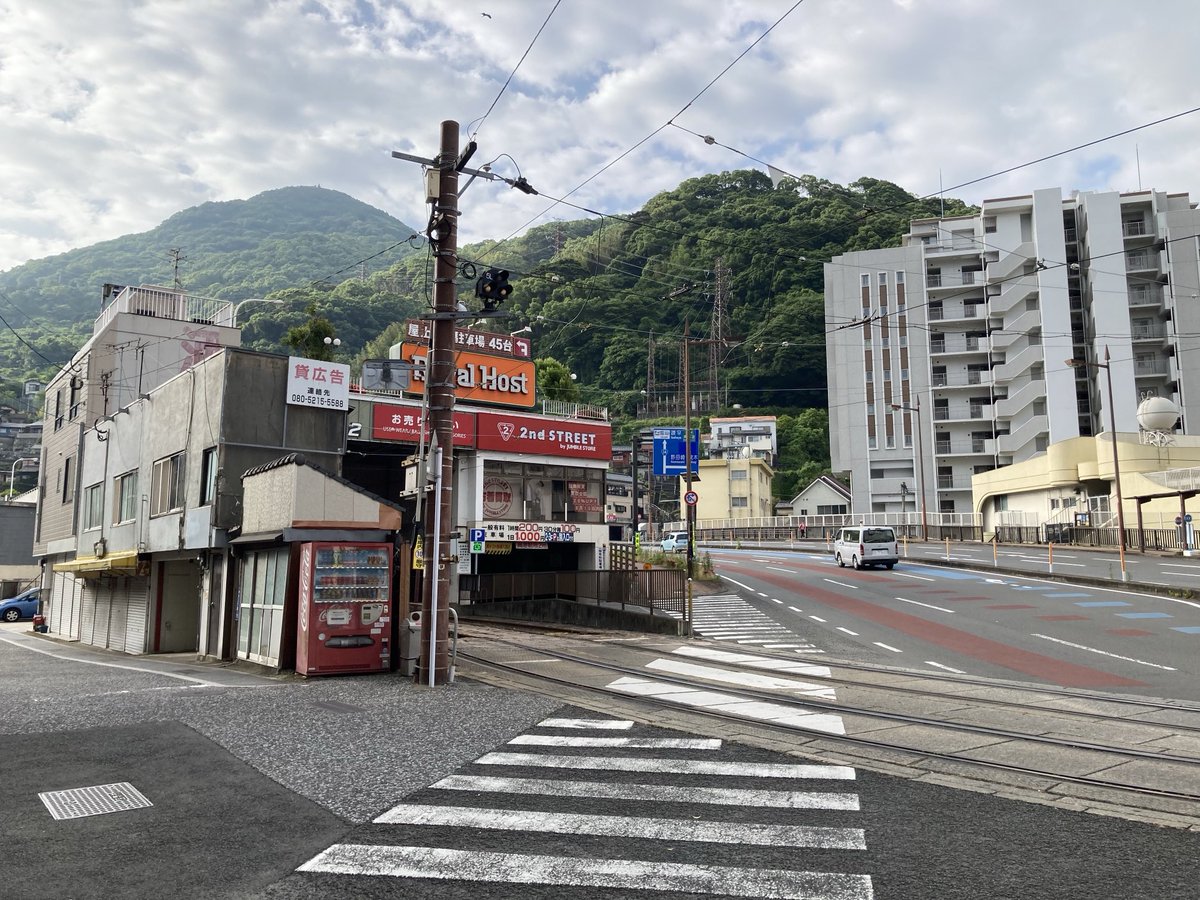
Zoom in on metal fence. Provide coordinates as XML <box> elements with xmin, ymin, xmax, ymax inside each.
<box><xmin>457</xmin><ymin>569</ymin><xmax>687</xmax><ymax>617</ymax></box>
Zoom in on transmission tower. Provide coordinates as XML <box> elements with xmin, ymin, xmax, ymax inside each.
<box><xmin>167</xmin><ymin>248</ymin><xmax>187</xmax><ymax>290</ymax></box>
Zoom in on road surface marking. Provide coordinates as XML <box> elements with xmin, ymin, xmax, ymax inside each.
<box><xmin>508</xmin><ymin>735</ymin><xmax>720</xmax><ymax>750</ymax></box>
<box><xmin>1030</xmin><ymin>633</ymin><xmax>1177</xmax><ymax>670</ymax></box>
<box><xmin>645</xmin><ymin>658</ymin><xmax>835</xmax><ymax>697</ymax></box>
<box><xmin>809</xmin><ymin>615</ymin><xmax>827</xmax><ymax>622</ymax></box>
<box><xmin>766</xmin><ymin>566</ymin><xmax>798</xmax><ymax>574</ymax></box>
<box><xmin>374</xmin><ymin>804</ymin><xmax>866</xmax><ymax>849</ymax></box>
<box><xmin>298</xmin><ymin>845</ymin><xmax>874</xmax><ymax>899</ymax></box>
<box><xmin>428</xmin><ymin>774</ymin><xmax>860</xmax><ymax>809</ymax></box>
<box><xmin>824</xmin><ymin>579</ymin><xmax>858</xmax><ymax>589</ymax></box>
<box><xmin>788</xmin><ymin>605</ymin><xmax>803</xmax><ymax>612</ymax></box>
<box><xmin>925</xmin><ymin>661</ymin><xmax>965</xmax><ymax>674</ymax></box>
<box><xmin>672</xmin><ymin>646</ymin><xmax>831</xmax><ymax>677</ymax></box>
<box><xmin>889</xmin><ymin>571</ymin><xmax>936</xmax><ymax>581</ymax></box>
<box><xmin>606</xmin><ymin>677</ymin><xmax>847</xmax><ymax>735</ymax></box>
<box><xmin>894</xmin><ymin>596</ymin><xmax>954</xmax><ymax>613</ymax></box>
<box><xmin>537</xmin><ymin>718</ymin><xmax>633</xmax><ymax>730</ymax></box>
<box><xmin>476</xmin><ymin>751</ymin><xmax>856</xmax><ymax>779</ymax></box>
<box><xmin>873</xmin><ymin>642</ymin><xmax>902</xmax><ymax>653</ymax></box>
<box><xmin>836</xmin><ymin>627</ymin><xmax>859</xmax><ymax>636</ymax></box>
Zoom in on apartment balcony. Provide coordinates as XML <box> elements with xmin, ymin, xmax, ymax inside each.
<box><xmin>926</xmin><ymin>271</ymin><xmax>983</xmax><ymax>291</ymax></box>
<box><xmin>94</xmin><ymin>285</ymin><xmax>235</xmax><ymax>335</ymax></box>
<box><xmin>922</xmin><ymin>240</ymin><xmax>982</xmax><ymax>257</ymax></box>
<box><xmin>1125</xmin><ymin>251</ymin><xmax>1160</xmax><ymax>272</ymax></box>
<box><xmin>932</xmin><ymin>402</ymin><xmax>993</xmax><ymax>423</ymax></box>
<box><xmin>929</xmin><ymin>335</ymin><xmax>989</xmax><ymax>356</ymax></box>
<box><xmin>936</xmin><ymin>475</ymin><xmax>971</xmax><ymax>491</ymax></box>
<box><xmin>1134</xmin><ymin>358</ymin><xmax>1171</xmax><ymax>378</ymax></box>
<box><xmin>1130</xmin><ymin>323</ymin><xmax>1168</xmax><ymax>343</ymax></box>
<box><xmin>930</xmin><ymin>370</ymin><xmax>992</xmax><ymax>389</ymax></box>
<box><xmin>1122</xmin><ymin>219</ymin><xmax>1154</xmax><ymax>239</ymax></box>
<box><xmin>1128</xmin><ymin>284</ymin><xmax>1165</xmax><ymax>308</ymax></box>
<box><xmin>934</xmin><ymin>438</ymin><xmax>996</xmax><ymax>456</ymax></box>
<box><xmin>927</xmin><ymin>304</ymin><xmax>984</xmax><ymax>323</ymax></box>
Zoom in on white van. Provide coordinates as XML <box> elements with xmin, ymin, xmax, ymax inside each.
<box><xmin>661</xmin><ymin>531</ymin><xmax>689</xmax><ymax>553</ymax></box>
<box><xmin>834</xmin><ymin>525</ymin><xmax>898</xmax><ymax>570</ymax></box>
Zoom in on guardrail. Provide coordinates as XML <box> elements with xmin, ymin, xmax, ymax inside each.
<box><xmin>456</xmin><ymin>569</ymin><xmax>687</xmax><ymax>618</ymax></box>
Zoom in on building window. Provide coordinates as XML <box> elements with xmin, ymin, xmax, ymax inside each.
<box><xmin>61</xmin><ymin>456</ymin><xmax>73</xmax><ymax>504</ymax></box>
<box><xmin>861</xmin><ymin>274</ymin><xmax>870</xmax><ymax>287</ymax></box>
<box><xmin>878</xmin><ymin>272</ymin><xmax>888</xmax><ymax>285</ymax></box>
<box><xmin>200</xmin><ymin>447</ymin><xmax>218</xmax><ymax>506</ymax></box>
<box><xmin>237</xmin><ymin>547</ymin><xmax>289</xmax><ymax>667</ymax></box>
<box><xmin>896</xmin><ymin>271</ymin><xmax>905</xmax><ymax>284</ymax></box>
<box><xmin>114</xmin><ymin>472</ymin><xmax>138</xmax><ymax>523</ymax></box>
<box><xmin>730</xmin><ymin>469</ymin><xmax>748</xmax><ymax>480</ymax></box>
<box><xmin>732</xmin><ymin>497</ymin><xmax>749</xmax><ymax>508</ymax></box>
<box><xmin>83</xmin><ymin>483</ymin><xmax>103</xmax><ymax>531</ymax></box>
<box><xmin>54</xmin><ymin>389</ymin><xmax>64</xmax><ymax>432</ymax></box>
<box><xmin>994</xmin><ymin>494</ymin><xmax>1008</xmax><ymax>512</ymax></box>
<box><xmin>151</xmin><ymin>453</ymin><xmax>186</xmax><ymax>517</ymax></box>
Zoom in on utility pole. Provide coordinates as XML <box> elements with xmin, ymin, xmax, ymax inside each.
<box><xmin>418</xmin><ymin>120</ymin><xmax>460</xmax><ymax>686</ymax></box>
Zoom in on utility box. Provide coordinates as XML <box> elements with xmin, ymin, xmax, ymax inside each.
<box><xmin>400</xmin><ymin>611</ymin><xmax>422</xmax><ymax>677</ymax></box>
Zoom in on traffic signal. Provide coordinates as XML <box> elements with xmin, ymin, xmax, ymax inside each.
<box><xmin>474</xmin><ymin>268</ymin><xmax>512</xmax><ymax>311</ymax></box>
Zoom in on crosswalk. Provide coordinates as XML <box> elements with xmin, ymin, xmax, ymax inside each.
<box><xmin>680</xmin><ymin>593</ymin><xmax>825</xmax><ymax>652</ymax></box>
<box><xmin>295</xmin><ymin>715</ymin><xmax>874</xmax><ymax>898</ymax></box>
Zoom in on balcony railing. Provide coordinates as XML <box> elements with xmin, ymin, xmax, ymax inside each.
<box><xmin>1131</xmin><ymin>324</ymin><xmax>1167</xmax><ymax>341</ymax></box>
<box><xmin>94</xmin><ymin>285</ymin><xmax>235</xmax><ymax>334</ymax></box>
<box><xmin>933</xmin><ymin>404</ymin><xmax>992</xmax><ymax>422</ymax></box>
<box><xmin>1125</xmin><ymin>252</ymin><xmax>1157</xmax><ymax>271</ymax></box>
<box><xmin>929</xmin><ymin>335</ymin><xmax>987</xmax><ymax>354</ymax></box>
<box><xmin>934</xmin><ymin>439</ymin><xmax>994</xmax><ymax>455</ymax></box>
<box><xmin>1128</xmin><ymin>285</ymin><xmax>1164</xmax><ymax>306</ymax></box>
<box><xmin>931</xmin><ymin>371</ymin><xmax>990</xmax><ymax>388</ymax></box>
<box><xmin>1122</xmin><ymin>220</ymin><xmax>1149</xmax><ymax>237</ymax></box>
<box><xmin>1134</xmin><ymin>359</ymin><xmax>1170</xmax><ymax>377</ymax></box>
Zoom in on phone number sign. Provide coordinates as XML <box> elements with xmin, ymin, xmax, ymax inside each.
<box><xmin>286</xmin><ymin>357</ymin><xmax>350</xmax><ymax>410</ymax></box>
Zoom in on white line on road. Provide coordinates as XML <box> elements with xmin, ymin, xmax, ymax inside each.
<box><xmin>536</xmin><ymin>718</ymin><xmax>632</xmax><ymax>730</ymax></box>
<box><xmin>894</xmin><ymin>596</ymin><xmax>954</xmax><ymax>613</ymax></box>
<box><xmin>672</xmin><ymin>646</ymin><xmax>831</xmax><ymax>677</ymax></box>
<box><xmin>508</xmin><ymin>735</ymin><xmax>720</xmax><ymax>750</ymax></box>
<box><xmin>0</xmin><ymin>636</ymin><xmax>233</xmax><ymax>687</ymax></box>
<box><xmin>476</xmin><ymin>752</ymin><xmax>857</xmax><ymax>779</ymax></box>
<box><xmin>1030</xmin><ymin>633</ymin><xmax>1178</xmax><ymax>671</ymax></box>
<box><xmin>888</xmin><ymin>571</ymin><xmax>936</xmax><ymax>581</ymax></box>
<box><xmin>788</xmin><ymin>606</ymin><xmax>803</xmax><ymax>612</ymax></box>
<box><xmin>766</xmin><ymin>566</ymin><xmax>798</xmax><ymax>574</ymax></box>
<box><xmin>298</xmin><ymin>845</ymin><xmax>875</xmax><ymax>900</ymax></box>
<box><xmin>429</xmin><ymin>775</ymin><xmax>860</xmax><ymax>809</ymax></box>
<box><xmin>645</xmin><ymin>658</ymin><xmax>834</xmax><ymax>697</ymax></box>
<box><xmin>771</xmin><ymin>598</ymin><xmax>784</xmax><ymax>604</ymax></box>
<box><xmin>824</xmin><ymin>579</ymin><xmax>858</xmax><ymax>589</ymax></box>
<box><xmin>836</xmin><ymin>627</ymin><xmax>859</xmax><ymax>636</ymax></box>
<box><xmin>925</xmin><ymin>661</ymin><xmax>965</xmax><ymax>674</ymax></box>
<box><xmin>809</xmin><ymin>615</ymin><xmax>827</xmax><ymax>622</ymax></box>
<box><xmin>873</xmin><ymin>642</ymin><xmax>902</xmax><ymax>653</ymax></box>
<box><xmin>374</xmin><ymin>803</ymin><xmax>867</xmax><ymax>849</ymax></box>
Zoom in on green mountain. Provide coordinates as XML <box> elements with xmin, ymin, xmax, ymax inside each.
<box><xmin>0</xmin><ymin>185</ymin><xmax>422</xmax><ymax>407</ymax></box>
<box><xmin>0</xmin><ymin>171</ymin><xmax>974</xmax><ymax>497</ymax></box>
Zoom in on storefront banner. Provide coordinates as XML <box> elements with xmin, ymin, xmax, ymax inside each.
<box><xmin>371</xmin><ymin>403</ymin><xmax>477</xmax><ymax>446</ymax></box>
<box><xmin>484</xmin><ymin>521</ymin><xmax>580</xmax><ymax>544</ymax></box>
<box><xmin>476</xmin><ymin>411</ymin><xmax>612</xmax><ymax>460</ymax></box>
<box><xmin>404</xmin><ymin>319</ymin><xmax>532</xmax><ymax>359</ymax></box>
<box><xmin>400</xmin><ymin>343</ymin><xmax>536</xmax><ymax>409</ymax></box>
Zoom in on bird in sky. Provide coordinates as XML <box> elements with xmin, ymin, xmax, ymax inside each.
<box><xmin>481</xmin><ymin>12</ymin><xmax>491</xmax><ymax>18</ymax></box>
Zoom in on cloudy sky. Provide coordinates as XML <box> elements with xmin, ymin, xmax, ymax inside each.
<box><xmin>2</xmin><ymin>0</ymin><xmax>1198</xmax><ymax>273</ymax></box>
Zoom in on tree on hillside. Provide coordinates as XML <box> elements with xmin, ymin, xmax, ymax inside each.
<box><xmin>282</xmin><ymin>303</ymin><xmax>340</xmax><ymax>361</ymax></box>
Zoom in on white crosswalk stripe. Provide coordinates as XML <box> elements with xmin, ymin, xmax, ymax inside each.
<box><xmin>671</xmin><ymin>593</ymin><xmax>825</xmax><ymax>653</ymax></box>
<box><xmin>293</xmin><ymin>714</ymin><xmax>873</xmax><ymax>898</ymax></box>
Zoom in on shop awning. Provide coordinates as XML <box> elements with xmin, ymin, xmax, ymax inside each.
<box><xmin>53</xmin><ymin>550</ymin><xmax>144</xmax><ymax>577</ymax></box>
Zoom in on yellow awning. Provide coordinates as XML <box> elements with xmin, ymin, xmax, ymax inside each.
<box><xmin>53</xmin><ymin>550</ymin><xmax>145</xmax><ymax>577</ymax></box>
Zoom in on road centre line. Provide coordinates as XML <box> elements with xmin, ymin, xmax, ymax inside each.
<box><xmin>873</xmin><ymin>642</ymin><xmax>903</xmax><ymax>653</ymax></box>
<box><xmin>1030</xmin><ymin>633</ymin><xmax>1177</xmax><ymax>671</ymax></box>
<box><xmin>836</xmin><ymin>627</ymin><xmax>859</xmax><ymax>636</ymax></box>
<box><xmin>809</xmin><ymin>615</ymin><xmax>827</xmax><ymax>622</ymax></box>
<box><xmin>894</xmin><ymin>596</ymin><xmax>955</xmax><ymax>613</ymax></box>
<box><xmin>429</xmin><ymin>774</ymin><xmax>860</xmax><ymax>809</ymax></box>
<box><xmin>788</xmin><ymin>606</ymin><xmax>802</xmax><ymax>612</ymax></box>
<box><xmin>766</xmin><ymin>566</ymin><xmax>798</xmax><ymax>573</ymax></box>
<box><xmin>824</xmin><ymin>579</ymin><xmax>858</xmax><ymax>589</ymax></box>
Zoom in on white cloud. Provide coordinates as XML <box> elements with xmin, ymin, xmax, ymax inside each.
<box><xmin>0</xmin><ymin>0</ymin><xmax>1198</xmax><ymax>273</ymax></box>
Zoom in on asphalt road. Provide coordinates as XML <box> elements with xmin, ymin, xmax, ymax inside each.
<box><xmin>706</xmin><ymin>546</ymin><xmax>1200</xmax><ymax>700</ymax></box>
<box><xmin>3</xmin><ymin>607</ymin><xmax>1200</xmax><ymax>899</ymax></box>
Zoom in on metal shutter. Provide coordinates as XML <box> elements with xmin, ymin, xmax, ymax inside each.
<box><xmin>123</xmin><ymin>577</ymin><xmax>151</xmax><ymax>655</ymax></box>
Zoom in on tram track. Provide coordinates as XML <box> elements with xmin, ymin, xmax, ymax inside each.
<box><xmin>456</xmin><ymin>625</ymin><xmax>1200</xmax><ymax>816</ymax></box>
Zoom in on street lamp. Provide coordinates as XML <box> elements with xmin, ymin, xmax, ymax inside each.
<box><xmin>1066</xmin><ymin>346</ymin><xmax>1128</xmax><ymax>581</ymax></box>
<box><xmin>890</xmin><ymin>396</ymin><xmax>928</xmax><ymax>540</ymax></box>
<box><xmin>7</xmin><ymin>457</ymin><xmax>37</xmax><ymax>496</ymax></box>
<box><xmin>232</xmin><ymin>297</ymin><xmax>283</xmax><ymax>325</ymax></box>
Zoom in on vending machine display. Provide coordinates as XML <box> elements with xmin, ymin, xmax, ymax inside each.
<box><xmin>296</xmin><ymin>541</ymin><xmax>392</xmax><ymax>675</ymax></box>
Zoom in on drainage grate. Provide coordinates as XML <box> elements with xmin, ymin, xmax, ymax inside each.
<box><xmin>39</xmin><ymin>782</ymin><xmax>153</xmax><ymax>820</ymax></box>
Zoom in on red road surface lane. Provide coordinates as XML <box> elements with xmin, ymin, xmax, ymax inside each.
<box><xmin>722</xmin><ymin>566</ymin><xmax>1146</xmax><ymax>688</ymax></box>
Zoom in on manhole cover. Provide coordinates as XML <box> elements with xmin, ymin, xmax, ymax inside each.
<box><xmin>39</xmin><ymin>783</ymin><xmax>153</xmax><ymax>820</ymax></box>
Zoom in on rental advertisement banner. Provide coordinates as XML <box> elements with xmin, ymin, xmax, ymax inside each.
<box><xmin>475</xmin><ymin>411</ymin><xmax>612</xmax><ymax>460</ymax></box>
<box><xmin>399</xmin><ymin>343</ymin><xmax>536</xmax><ymax>409</ymax></box>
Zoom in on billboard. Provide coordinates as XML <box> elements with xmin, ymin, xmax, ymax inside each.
<box><xmin>371</xmin><ymin>403</ymin><xmax>476</xmax><ymax>446</ymax></box>
<box><xmin>476</xmin><ymin>411</ymin><xmax>612</xmax><ymax>461</ymax></box>
<box><xmin>402</xmin><ymin>319</ymin><xmax>531</xmax><ymax>359</ymax></box>
<box><xmin>286</xmin><ymin>356</ymin><xmax>351</xmax><ymax>411</ymax></box>
<box><xmin>398</xmin><ymin>343</ymin><xmax>536</xmax><ymax>409</ymax></box>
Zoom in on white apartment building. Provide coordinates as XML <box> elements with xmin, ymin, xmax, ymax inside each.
<box><xmin>826</xmin><ymin>187</ymin><xmax>1200</xmax><ymax>521</ymax></box>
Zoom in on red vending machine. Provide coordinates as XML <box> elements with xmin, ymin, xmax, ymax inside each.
<box><xmin>296</xmin><ymin>541</ymin><xmax>392</xmax><ymax>676</ymax></box>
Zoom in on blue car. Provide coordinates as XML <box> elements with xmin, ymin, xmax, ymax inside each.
<box><xmin>0</xmin><ymin>587</ymin><xmax>41</xmax><ymax>622</ymax></box>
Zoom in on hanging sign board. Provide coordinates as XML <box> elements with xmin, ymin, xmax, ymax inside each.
<box><xmin>399</xmin><ymin>343</ymin><xmax>536</xmax><ymax>409</ymax></box>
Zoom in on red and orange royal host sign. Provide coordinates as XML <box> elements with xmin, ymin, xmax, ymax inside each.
<box><xmin>399</xmin><ymin>343</ymin><xmax>536</xmax><ymax>409</ymax></box>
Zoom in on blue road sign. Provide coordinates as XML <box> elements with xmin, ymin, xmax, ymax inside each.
<box><xmin>652</xmin><ymin>428</ymin><xmax>699</xmax><ymax>476</ymax></box>
<box><xmin>469</xmin><ymin>528</ymin><xmax>486</xmax><ymax>542</ymax></box>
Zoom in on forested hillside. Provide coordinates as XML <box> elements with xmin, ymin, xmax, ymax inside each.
<box><xmin>0</xmin><ymin>171</ymin><xmax>973</xmax><ymax>497</ymax></box>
